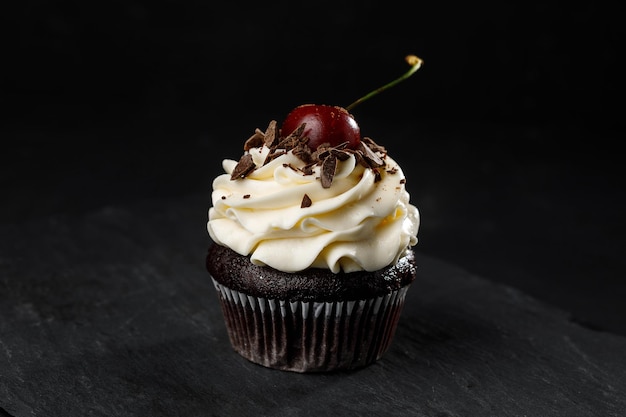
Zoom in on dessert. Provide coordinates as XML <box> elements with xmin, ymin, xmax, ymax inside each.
<box><xmin>206</xmin><ymin>56</ymin><xmax>423</xmax><ymax>372</ymax></box>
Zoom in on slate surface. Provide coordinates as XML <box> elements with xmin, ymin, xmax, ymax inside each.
<box><xmin>1</xmin><ymin>194</ymin><xmax>625</xmax><ymax>417</ymax></box>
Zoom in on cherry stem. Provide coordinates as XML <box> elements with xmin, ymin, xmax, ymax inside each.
<box><xmin>345</xmin><ymin>55</ymin><xmax>423</xmax><ymax>112</ymax></box>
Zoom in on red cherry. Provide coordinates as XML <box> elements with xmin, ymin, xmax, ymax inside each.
<box><xmin>280</xmin><ymin>55</ymin><xmax>424</xmax><ymax>152</ymax></box>
<box><xmin>281</xmin><ymin>104</ymin><xmax>361</xmax><ymax>150</ymax></box>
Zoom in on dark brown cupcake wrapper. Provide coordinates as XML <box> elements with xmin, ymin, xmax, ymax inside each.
<box><xmin>211</xmin><ymin>277</ymin><xmax>411</xmax><ymax>373</ymax></box>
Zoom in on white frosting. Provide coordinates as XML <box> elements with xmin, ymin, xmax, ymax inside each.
<box><xmin>207</xmin><ymin>145</ymin><xmax>419</xmax><ymax>273</ymax></box>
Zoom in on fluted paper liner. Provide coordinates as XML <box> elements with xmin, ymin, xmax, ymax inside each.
<box><xmin>211</xmin><ymin>277</ymin><xmax>411</xmax><ymax>372</ymax></box>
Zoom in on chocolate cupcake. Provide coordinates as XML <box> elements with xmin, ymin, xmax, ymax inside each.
<box><xmin>207</xmin><ymin>244</ymin><xmax>416</xmax><ymax>372</ymax></box>
<box><xmin>205</xmin><ymin>109</ymin><xmax>420</xmax><ymax>372</ymax></box>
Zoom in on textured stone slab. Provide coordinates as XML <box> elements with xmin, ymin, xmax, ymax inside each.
<box><xmin>1</xmin><ymin>194</ymin><xmax>625</xmax><ymax>417</ymax></box>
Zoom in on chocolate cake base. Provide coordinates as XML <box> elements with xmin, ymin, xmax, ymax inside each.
<box><xmin>206</xmin><ymin>244</ymin><xmax>417</xmax><ymax>372</ymax></box>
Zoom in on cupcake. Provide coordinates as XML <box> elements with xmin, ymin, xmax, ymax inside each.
<box><xmin>206</xmin><ymin>57</ymin><xmax>422</xmax><ymax>373</ymax></box>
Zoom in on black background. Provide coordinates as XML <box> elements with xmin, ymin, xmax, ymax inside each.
<box><xmin>2</xmin><ymin>2</ymin><xmax>624</xmax><ymax>334</ymax></box>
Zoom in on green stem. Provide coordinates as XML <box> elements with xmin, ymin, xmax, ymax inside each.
<box><xmin>345</xmin><ymin>55</ymin><xmax>423</xmax><ymax>112</ymax></box>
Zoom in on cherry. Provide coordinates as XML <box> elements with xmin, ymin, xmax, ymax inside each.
<box><xmin>281</xmin><ymin>104</ymin><xmax>360</xmax><ymax>150</ymax></box>
<box><xmin>280</xmin><ymin>55</ymin><xmax>423</xmax><ymax>151</ymax></box>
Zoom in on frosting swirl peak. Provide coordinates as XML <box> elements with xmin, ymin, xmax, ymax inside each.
<box><xmin>207</xmin><ymin>121</ymin><xmax>419</xmax><ymax>273</ymax></box>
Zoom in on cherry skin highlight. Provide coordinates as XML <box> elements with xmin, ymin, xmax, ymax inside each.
<box><xmin>281</xmin><ymin>104</ymin><xmax>361</xmax><ymax>150</ymax></box>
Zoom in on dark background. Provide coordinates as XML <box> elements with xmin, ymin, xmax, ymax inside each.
<box><xmin>2</xmin><ymin>2</ymin><xmax>624</xmax><ymax>334</ymax></box>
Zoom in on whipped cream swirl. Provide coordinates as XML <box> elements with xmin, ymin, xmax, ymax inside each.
<box><xmin>208</xmin><ymin>139</ymin><xmax>419</xmax><ymax>274</ymax></box>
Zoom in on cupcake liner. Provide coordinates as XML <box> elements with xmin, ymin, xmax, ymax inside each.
<box><xmin>211</xmin><ymin>277</ymin><xmax>411</xmax><ymax>373</ymax></box>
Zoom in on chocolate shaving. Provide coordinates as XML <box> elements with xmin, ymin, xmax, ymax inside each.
<box><xmin>244</xmin><ymin>129</ymin><xmax>265</xmax><ymax>151</ymax></box>
<box><xmin>231</xmin><ymin>120</ymin><xmax>390</xmax><ymax>187</ymax></box>
<box><xmin>358</xmin><ymin>141</ymin><xmax>385</xmax><ymax>168</ymax></box>
<box><xmin>277</xmin><ymin>124</ymin><xmax>306</xmax><ymax>149</ymax></box>
<box><xmin>263</xmin><ymin>149</ymin><xmax>287</xmax><ymax>165</ymax></box>
<box><xmin>292</xmin><ymin>142</ymin><xmax>313</xmax><ymax>163</ymax></box>
<box><xmin>263</xmin><ymin>120</ymin><xmax>279</xmax><ymax>148</ymax></box>
<box><xmin>311</xmin><ymin>143</ymin><xmax>331</xmax><ymax>161</ymax></box>
<box><xmin>263</xmin><ymin>123</ymin><xmax>307</xmax><ymax>165</ymax></box>
<box><xmin>301</xmin><ymin>194</ymin><xmax>312</xmax><ymax>208</ymax></box>
<box><xmin>230</xmin><ymin>153</ymin><xmax>256</xmax><ymax>180</ymax></box>
<box><xmin>321</xmin><ymin>155</ymin><xmax>337</xmax><ymax>188</ymax></box>
<box><xmin>362</xmin><ymin>137</ymin><xmax>387</xmax><ymax>155</ymax></box>
<box><xmin>331</xmin><ymin>148</ymin><xmax>351</xmax><ymax>161</ymax></box>
<box><xmin>354</xmin><ymin>151</ymin><xmax>368</xmax><ymax>168</ymax></box>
